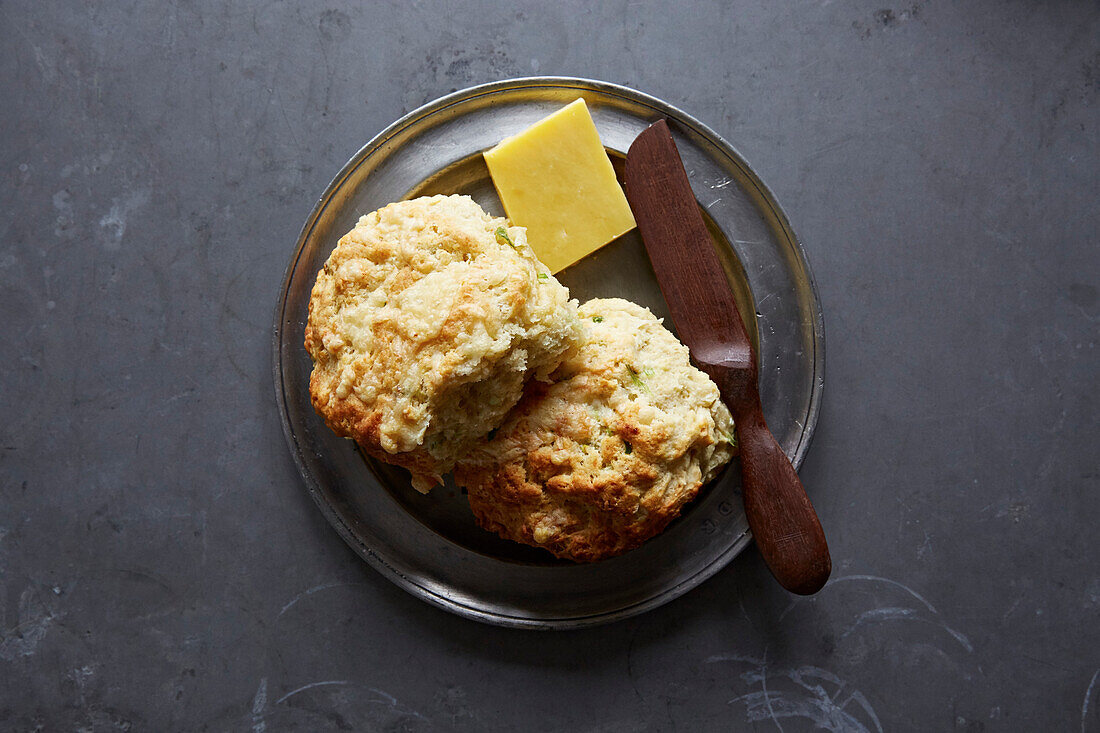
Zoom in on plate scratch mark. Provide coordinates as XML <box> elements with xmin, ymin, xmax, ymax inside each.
<box><xmin>807</xmin><ymin>135</ymin><xmax>856</xmax><ymax>160</ymax></box>
<box><xmin>761</xmin><ymin>648</ymin><xmax>784</xmax><ymax>732</ymax></box>
<box><xmin>711</xmin><ymin>655</ymin><xmax>882</xmax><ymax>732</ymax></box>
<box><xmin>1081</xmin><ymin>668</ymin><xmax>1099</xmax><ymax>733</ymax></box>
<box><xmin>841</xmin><ymin>606</ymin><xmax>917</xmax><ymax>635</ymax></box>
<box><xmin>626</xmin><ymin>622</ymin><xmax>645</xmax><ymax>708</ymax></box>
<box><xmin>828</xmin><ymin>575</ymin><xmax>937</xmax><ymax>613</ymax></box>
<box><xmin>938</xmin><ymin>622</ymin><xmax>974</xmax><ymax>653</ymax></box>
<box><xmin>364</xmin><ymin>687</ymin><xmax>429</xmax><ymax>721</ymax></box>
<box><xmin>848</xmin><ymin>690</ymin><xmax>885</xmax><ymax>733</ymax></box>
<box><xmin>275</xmin><ymin>84</ymin><xmax>302</xmax><ymax>151</ymax></box>
<box><xmin>781</xmin><ymin>575</ymin><xmax>974</xmax><ymax>653</ymax></box>
<box><xmin>275</xmin><ymin>680</ymin><xmax>350</xmax><ymax>705</ymax></box>
<box><xmin>839</xmin><ymin>606</ymin><xmax>972</xmax><ymax>653</ymax></box>
<box><xmin>1021</xmin><ymin>653</ymin><xmax>1073</xmax><ymax>674</ymax></box>
<box><xmin>778</xmin><ymin>598</ymin><xmax>807</xmax><ymax>622</ymax></box>
<box><xmin>0</xmin><ymin>588</ymin><xmax>62</xmax><ymax>661</ymax></box>
<box><xmin>738</xmin><ymin>593</ymin><xmax>758</xmax><ymax>632</ymax></box>
<box><xmin>277</xmin><ymin>581</ymin><xmax>366</xmax><ymax>618</ymax></box>
<box><xmin>251</xmin><ymin>677</ymin><xmax>267</xmax><ymax>733</ymax></box>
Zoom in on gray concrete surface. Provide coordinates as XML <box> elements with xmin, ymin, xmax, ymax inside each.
<box><xmin>2</xmin><ymin>1</ymin><xmax>1098</xmax><ymax>730</ymax></box>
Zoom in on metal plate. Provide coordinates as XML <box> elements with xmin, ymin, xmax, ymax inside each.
<box><xmin>273</xmin><ymin>77</ymin><xmax>824</xmax><ymax>628</ymax></box>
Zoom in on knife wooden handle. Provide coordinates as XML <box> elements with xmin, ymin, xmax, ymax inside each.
<box><xmin>625</xmin><ymin>118</ymin><xmax>830</xmax><ymax>595</ymax></box>
<box><xmin>722</xmin><ymin>383</ymin><xmax>831</xmax><ymax>595</ymax></box>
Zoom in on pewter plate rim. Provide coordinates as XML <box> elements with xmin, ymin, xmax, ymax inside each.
<box><xmin>272</xmin><ymin>77</ymin><xmax>825</xmax><ymax>629</ymax></box>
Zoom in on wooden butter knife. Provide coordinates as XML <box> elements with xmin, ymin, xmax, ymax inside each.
<box><xmin>624</xmin><ymin>120</ymin><xmax>831</xmax><ymax>595</ymax></box>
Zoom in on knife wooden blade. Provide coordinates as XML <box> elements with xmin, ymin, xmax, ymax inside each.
<box><xmin>624</xmin><ymin>119</ymin><xmax>831</xmax><ymax>595</ymax></box>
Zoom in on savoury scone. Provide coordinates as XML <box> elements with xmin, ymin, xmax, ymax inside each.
<box><xmin>454</xmin><ymin>298</ymin><xmax>736</xmax><ymax>562</ymax></box>
<box><xmin>305</xmin><ymin>195</ymin><xmax>579</xmax><ymax>492</ymax></box>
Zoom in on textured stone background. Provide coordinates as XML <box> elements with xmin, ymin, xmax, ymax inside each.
<box><xmin>1</xmin><ymin>1</ymin><xmax>1097</xmax><ymax>730</ymax></box>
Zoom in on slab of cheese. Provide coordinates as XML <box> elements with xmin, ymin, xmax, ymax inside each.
<box><xmin>483</xmin><ymin>98</ymin><xmax>636</xmax><ymax>273</ymax></box>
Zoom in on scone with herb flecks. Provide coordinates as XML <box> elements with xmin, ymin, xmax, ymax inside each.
<box><xmin>454</xmin><ymin>297</ymin><xmax>736</xmax><ymax>561</ymax></box>
<box><xmin>305</xmin><ymin>195</ymin><xmax>579</xmax><ymax>492</ymax></box>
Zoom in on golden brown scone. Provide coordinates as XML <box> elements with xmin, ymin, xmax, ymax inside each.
<box><xmin>454</xmin><ymin>298</ymin><xmax>736</xmax><ymax>562</ymax></box>
<box><xmin>305</xmin><ymin>195</ymin><xmax>579</xmax><ymax>492</ymax></box>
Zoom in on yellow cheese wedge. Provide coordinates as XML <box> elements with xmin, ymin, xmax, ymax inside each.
<box><xmin>483</xmin><ymin>98</ymin><xmax>636</xmax><ymax>273</ymax></box>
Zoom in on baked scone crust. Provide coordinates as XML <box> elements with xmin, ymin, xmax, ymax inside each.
<box><xmin>454</xmin><ymin>298</ymin><xmax>736</xmax><ymax>561</ymax></box>
<box><xmin>305</xmin><ymin>195</ymin><xmax>578</xmax><ymax>491</ymax></box>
